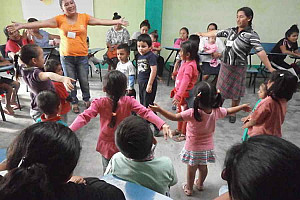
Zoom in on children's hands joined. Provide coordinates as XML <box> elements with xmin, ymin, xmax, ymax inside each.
<box><xmin>162</xmin><ymin>124</ymin><xmax>172</xmax><ymax>140</ymax></box>
<box><xmin>148</xmin><ymin>103</ymin><xmax>161</xmax><ymax>113</ymax></box>
<box><xmin>68</xmin><ymin>176</ymin><xmax>86</xmax><ymax>185</ymax></box>
<box><xmin>242</xmin><ymin>104</ymin><xmax>251</xmax><ymax>112</ymax></box>
<box><xmin>63</xmin><ymin>77</ymin><xmax>76</xmax><ymax>92</ymax></box>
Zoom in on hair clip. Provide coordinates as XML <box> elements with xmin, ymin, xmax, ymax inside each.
<box><xmin>112</xmin><ymin>112</ymin><xmax>117</xmax><ymax>117</ymax></box>
<box><xmin>18</xmin><ymin>157</ymin><xmax>26</xmax><ymax>168</ymax></box>
<box><xmin>197</xmin><ymin>92</ymin><xmax>202</xmax><ymax>97</ymax></box>
<box><xmin>280</xmin><ymin>73</ymin><xmax>284</xmax><ymax>77</ymax></box>
<box><xmin>217</xmin><ymin>89</ymin><xmax>221</xmax><ymax>94</ymax></box>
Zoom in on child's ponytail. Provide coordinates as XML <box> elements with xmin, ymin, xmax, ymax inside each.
<box><xmin>103</xmin><ymin>71</ymin><xmax>127</xmax><ymax>128</ymax></box>
<box><xmin>193</xmin><ymin>95</ymin><xmax>202</xmax><ymax>122</ymax></box>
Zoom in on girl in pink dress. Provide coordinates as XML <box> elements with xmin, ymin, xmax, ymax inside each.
<box><xmin>243</xmin><ymin>70</ymin><xmax>298</xmax><ymax>137</ymax></box>
<box><xmin>70</xmin><ymin>70</ymin><xmax>170</xmax><ymax>173</ymax></box>
<box><xmin>170</xmin><ymin>40</ymin><xmax>200</xmax><ymax>142</ymax></box>
<box><xmin>150</xmin><ymin>81</ymin><xmax>251</xmax><ymax>196</ymax></box>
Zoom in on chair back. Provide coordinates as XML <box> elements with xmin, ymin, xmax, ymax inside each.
<box><xmin>261</xmin><ymin>43</ymin><xmax>276</xmax><ymax>53</ymax></box>
<box><xmin>0</xmin><ymin>44</ymin><xmax>6</xmax><ymax>58</ymax></box>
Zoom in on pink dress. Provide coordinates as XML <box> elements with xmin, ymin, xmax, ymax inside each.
<box><xmin>204</xmin><ymin>42</ymin><xmax>219</xmax><ymax>67</ymax></box>
<box><xmin>70</xmin><ymin>96</ymin><xmax>165</xmax><ymax>159</ymax></box>
<box><xmin>248</xmin><ymin>96</ymin><xmax>287</xmax><ymax>137</ymax></box>
<box><xmin>173</xmin><ymin>38</ymin><xmax>187</xmax><ymax>48</ymax></box>
<box><xmin>180</xmin><ymin>107</ymin><xmax>227</xmax><ymax>166</ymax></box>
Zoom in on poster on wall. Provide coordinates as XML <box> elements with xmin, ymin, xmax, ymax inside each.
<box><xmin>21</xmin><ymin>0</ymin><xmax>94</xmax><ymax>20</ymax></box>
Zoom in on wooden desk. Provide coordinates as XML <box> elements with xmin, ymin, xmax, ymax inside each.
<box><xmin>101</xmin><ymin>174</ymin><xmax>172</xmax><ymax>200</ymax></box>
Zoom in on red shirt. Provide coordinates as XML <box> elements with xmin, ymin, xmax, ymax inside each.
<box><xmin>248</xmin><ymin>96</ymin><xmax>287</xmax><ymax>137</ymax></box>
<box><xmin>5</xmin><ymin>38</ymin><xmax>33</xmax><ymax>54</ymax></box>
<box><xmin>53</xmin><ymin>82</ymin><xmax>71</xmax><ymax>115</ymax></box>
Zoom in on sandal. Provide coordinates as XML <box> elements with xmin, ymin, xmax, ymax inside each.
<box><xmin>171</xmin><ymin>129</ymin><xmax>181</xmax><ymax>136</ymax></box>
<box><xmin>194</xmin><ymin>179</ymin><xmax>204</xmax><ymax>191</ymax></box>
<box><xmin>84</xmin><ymin>101</ymin><xmax>91</xmax><ymax>109</ymax></box>
<box><xmin>72</xmin><ymin>105</ymin><xmax>80</xmax><ymax>114</ymax></box>
<box><xmin>3</xmin><ymin>107</ymin><xmax>14</xmax><ymax>115</ymax></box>
<box><xmin>172</xmin><ymin>134</ymin><xmax>186</xmax><ymax>142</ymax></box>
<box><xmin>182</xmin><ymin>183</ymin><xmax>192</xmax><ymax>196</ymax></box>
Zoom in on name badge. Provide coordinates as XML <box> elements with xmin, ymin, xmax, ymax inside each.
<box><xmin>226</xmin><ymin>40</ymin><xmax>233</xmax><ymax>47</ymax></box>
<box><xmin>67</xmin><ymin>31</ymin><xmax>76</xmax><ymax>38</ymax></box>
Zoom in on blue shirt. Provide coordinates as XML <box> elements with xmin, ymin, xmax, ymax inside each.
<box><xmin>137</xmin><ymin>51</ymin><xmax>157</xmax><ymax>83</ymax></box>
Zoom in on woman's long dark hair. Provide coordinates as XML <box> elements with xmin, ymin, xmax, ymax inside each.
<box><xmin>103</xmin><ymin>70</ymin><xmax>127</xmax><ymax>128</ymax></box>
<box><xmin>0</xmin><ymin>122</ymin><xmax>81</xmax><ymax>200</ymax></box>
<box><xmin>285</xmin><ymin>24</ymin><xmax>299</xmax><ymax>39</ymax></box>
<box><xmin>193</xmin><ymin>81</ymin><xmax>222</xmax><ymax>122</ymax></box>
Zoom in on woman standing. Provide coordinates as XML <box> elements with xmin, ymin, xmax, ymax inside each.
<box><xmin>104</xmin><ymin>12</ymin><xmax>130</xmax><ymax>71</ymax></box>
<box><xmin>198</xmin><ymin>7</ymin><xmax>275</xmax><ymax>123</ymax></box>
<box><xmin>7</xmin><ymin>0</ymin><xmax>128</xmax><ymax>114</ymax></box>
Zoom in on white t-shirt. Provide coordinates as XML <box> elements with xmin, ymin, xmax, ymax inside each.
<box><xmin>116</xmin><ymin>60</ymin><xmax>136</xmax><ymax>90</ymax></box>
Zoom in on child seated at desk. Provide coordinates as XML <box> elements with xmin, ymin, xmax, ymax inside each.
<box><xmin>0</xmin><ymin>56</ymin><xmax>20</xmax><ymax>115</ymax></box>
<box><xmin>105</xmin><ymin>116</ymin><xmax>178</xmax><ymax>196</ymax></box>
<box><xmin>150</xmin><ymin>30</ymin><xmax>164</xmax><ymax>82</ymax></box>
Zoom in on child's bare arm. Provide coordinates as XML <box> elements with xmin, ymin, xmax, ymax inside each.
<box><xmin>146</xmin><ymin>65</ymin><xmax>157</xmax><ymax>93</ymax></box>
<box><xmin>242</xmin><ymin>119</ymin><xmax>256</xmax><ymax>129</ymax></box>
<box><xmin>39</xmin><ymin>72</ymin><xmax>75</xmax><ymax>91</ymax></box>
<box><xmin>149</xmin><ymin>103</ymin><xmax>183</xmax><ymax>121</ymax></box>
<box><xmin>227</xmin><ymin>104</ymin><xmax>251</xmax><ymax>115</ymax></box>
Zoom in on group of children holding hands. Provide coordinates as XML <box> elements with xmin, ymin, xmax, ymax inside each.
<box><xmin>0</xmin><ymin>24</ymin><xmax>298</xmax><ymax>198</ymax></box>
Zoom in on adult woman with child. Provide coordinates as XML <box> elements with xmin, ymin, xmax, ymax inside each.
<box><xmin>0</xmin><ymin>122</ymin><xmax>125</xmax><ymax>200</ymax></box>
<box><xmin>197</xmin><ymin>7</ymin><xmax>275</xmax><ymax>123</ymax></box>
<box><xmin>104</xmin><ymin>12</ymin><xmax>130</xmax><ymax>71</ymax></box>
<box><xmin>7</xmin><ymin>0</ymin><xmax>128</xmax><ymax>114</ymax></box>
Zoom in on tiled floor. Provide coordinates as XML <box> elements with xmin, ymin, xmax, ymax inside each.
<box><xmin>1</xmin><ymin>70</ymin><xmax>299</xmax><ymax>200</ymax></box>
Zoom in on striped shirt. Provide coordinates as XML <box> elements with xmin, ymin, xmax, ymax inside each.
<box><xmin>216</xmin><ymin>26</ymin><xmax>264</xmax><ymax>66</ymax></box>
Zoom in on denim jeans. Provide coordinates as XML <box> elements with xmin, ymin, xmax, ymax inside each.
<box><xmin>60</xmin><ymin>56</ymin><xmax>90</xmax><ymax>104</ymax></box>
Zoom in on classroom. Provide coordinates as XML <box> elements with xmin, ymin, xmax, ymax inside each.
<box><xmin>0</xmin><ymin>0</ymin><xmax>300</xmax><ymax>199</ymax></box>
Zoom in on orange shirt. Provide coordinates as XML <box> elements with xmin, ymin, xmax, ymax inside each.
<box><xmin>55</xmin><ymin>13</ymin><xmax>90</xmax><ymax>56</ymax></box>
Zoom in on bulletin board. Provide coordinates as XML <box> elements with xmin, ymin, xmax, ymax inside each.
<box><xmin>21</xmin><ymin>0</ymin><xmax>94</xmax><ymax>20</ymax></box>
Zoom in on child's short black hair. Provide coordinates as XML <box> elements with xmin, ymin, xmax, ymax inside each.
<box><xmin>137</xmin><ymin>34</ymin><xmax>152</xmax><ymax>47</ymax></box>
<box><xmin>115</xmin><ymin>116</ymin><xmax>153</xmax><ymax>160</ymax></box>
<box><xmin>117</xmin><ymin>43</ymin><xmax>130</xmax><ymax>54</ymax></box>
<box><xmin>223</xmin><ymin>135</ymin><xmax>300</xmax><ymax>200</ymax></box>
<box><xmin>150</xmin><ymin>30</ymin><xmax>159</xmax><ymax>40</ymax></box>
<box><xmin>44</xmin><ymin>59</ymin><xmax>61</xmax><ymax>73</ymax></box>
<box><xmin>37</xmin><ymin>90</ymin><xmax>60</xmax><ymax>115</ymax></box>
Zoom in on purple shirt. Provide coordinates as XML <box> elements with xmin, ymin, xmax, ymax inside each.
<box><xmin>21</xmin><ymin>66</ymin><xmax>55</xmax><ymax>110</ymax></box>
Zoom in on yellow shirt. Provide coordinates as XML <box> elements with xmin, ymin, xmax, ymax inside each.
<box><xmin>55</xmin><ymin>13</ymin><xmax>90</xmax><ymax>56</ymax></box>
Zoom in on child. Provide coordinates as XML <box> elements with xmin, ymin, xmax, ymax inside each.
<box><xmin>87</xmin><ymin>36</ymin><xmax>101</xmax><ymax>74</ymax></box>
<box><xmin>69</xmin><ymin>70</ymin><xmax>170</xmax><ymax>173</ymax></box>
<box><xmin>217</xmin><ymin>135</ymin><xmax>300</xmax><ymax>200</ymax></box>
<box><xmin>36</xmin><ymin>90</ymin><xmax>68</xmax><ymax>126</ymax></box>
<box><xmin>44</xmin><ymin>59</ymin><xmax>71</xmax><ymax>123</ymax></box>
<box><xmin>116</xmin><ymin>44</ymin><xmax>136</xmax><ymax>98</ymax></box>
<box><xmin>170</xmin><ymin>40</ymin><xmax>200</xmax><ymax>142</ymax></box>
<box><xmin>105</xmin><ymin>116</ymin><xmax>177</xmax><ymax>196</ymax></box>
<box><xmin>173</xmin><ymin>27</ymin><xmax>189</xmax><ymax>48</ymax></box>
<box><xmin>241</xmin><ymin>83</ymin><xmax>267</xmax><ymax>141</ymax></box>
<box><xmin>149</xmin><ymin>81</ymin><xmax>251</xmax><ymax>196</ymax></box>
<box><xmin>243</xmin><ymin>70</ymin><xmax>298</xmax><ymax>137</ymax></box>
<box><xmin>150</xmin><ymin>30</ymin><xmax>164</xmax><ymax>82</ymax></box>
<box><xmin>19</xmin><ymin>44</ymin><xmax>74</xmax><ymax>121</ymax></box>
<box><xmin>0</xmin><ymin>56</ymin><xmax>20</xmax><ymax>115</ymax></box>
<box><xmin>203</xmin><ymin>36</ymin><xmax>219</xmax><ymax>67</ymax></box>
<box><xmin>136</xmin><ymin>34</ymin><xmax>161</xmax><ymax>135</ymax></box>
